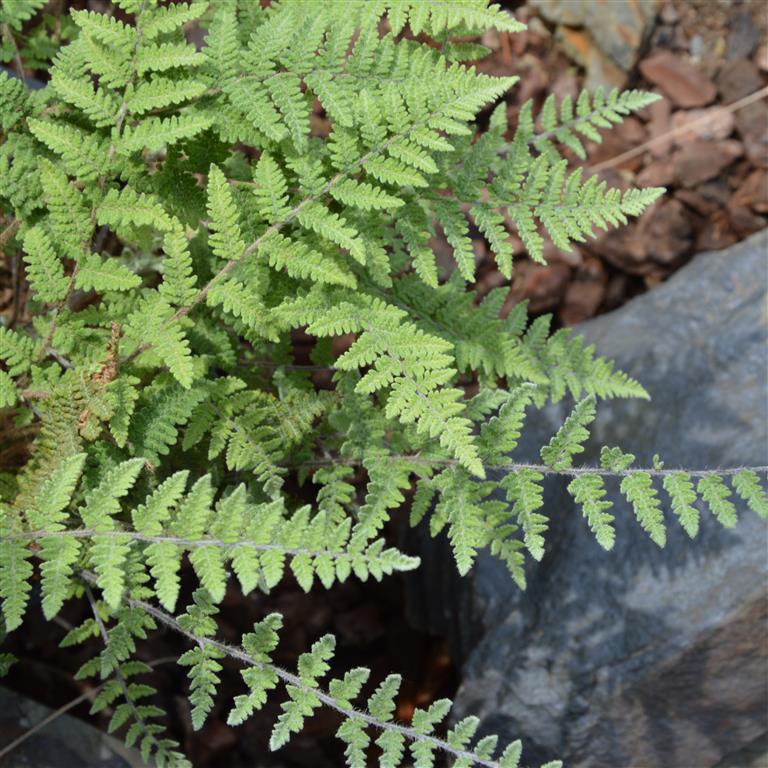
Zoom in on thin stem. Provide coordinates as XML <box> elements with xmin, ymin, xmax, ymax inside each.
<box><xmin>0</xmin><ymin>655</ymin><xmax>177</xmax><ymax>762</ymax></box>
<box><xmin>9</xmin><ymin>529</ymin><xmax>388</xmax><ymax>562</ymax></box>
<box><xmin>0</xmin><ymin>219</ymin><xmax>20</xmax><ymax>249</ymax></box>
<box><xmin>0</xmin><ymin>689</ymin><xmax>95</xmax><ymax>761</ymax></box>
<box><xmin>1</xmin><ymin>23</ymin><xmax>25</xmax><ymax>80</ymax></box>
<box><xmin>589</xmin><ymin>86</ymin><xmax>768</xmax><ymax>172</ymax></box>
<box><xmin>83</xmin><ymin>582</ymin><xmax>148</xmax><ymax>734</ymax></box>
<box><xmin>36</xmin><ymin>265</ymin><xmax>78</xmax><ymax>362</ymax></box>
<box><xmin>121</xmin><ymin>591</ymin><xmax>510</xmax><ymax>768</ymax></box>
<box><xmin>293</xmin><ymin>455</ymin><xmax>768</xmax><ymax>479</ymax></box>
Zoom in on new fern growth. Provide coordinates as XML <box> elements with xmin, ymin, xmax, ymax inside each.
<box><xmin>0</xmin><ymin>2</ymin><xmax>766</xmax><ymax>767</ymax></box>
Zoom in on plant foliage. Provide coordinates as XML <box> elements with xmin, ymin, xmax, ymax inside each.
<box><xmin>0</xmin><ymin>2</ymin><xmax>765</xmax><ymax>767</ymax></box>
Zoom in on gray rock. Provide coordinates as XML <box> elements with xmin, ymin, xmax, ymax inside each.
<box><xmin>406</xmin><ymin>231</ymin><xmax>768</xmax><ymax>767</ymax></box>
<box><xmin>528</xmin><ymin>0</ymin><xmax>661</xmax><ymax>84</ymax></box>
<box><xmin>0</xmin><ymin>686</ymin><xmax>140</xmax><ymax>767</ymax></box>
<box><xmin>727</xmin><ymin>9</ymin><xmax>762</xmax><ymax>61</ymax></box>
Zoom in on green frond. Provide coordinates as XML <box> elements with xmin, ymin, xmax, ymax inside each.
<box><xmin>97</xmin><ymin>186</ymin><xmax>176</xmax><ymax>234</ymax></box>
<box><xmin>75</xmin><ymin>253</ymin><xmax>142</xmax><ymax>293</ymax></box>
<box><xmin>662</xmin><ymin>471</ymin><xmax>699</xmax><ymax>537</ymax></box>
<box><xmin>384</xmin><ymin>0</ymin><xmax>526</xmax><ymax>37</ymax></box>
<box><xmin>252</xmin><ymin>152</ymin><xmax>290</xmax><ymax>223</ymax></box>
<box><xmin>0</xmin><ymin>71</ymin><xmax>33</xmax><ymax>132</ymax></box>
<box><xmin>0</xmin><ymin>0</ymin><xmax>47</xmax><ymax>31</ymax></box>
<box><xmin>159</xmin><ymin>227</ymin><xmax>198</xmax><ymax>306</ymax></box>
<box><xmin>620</xmin><ymin>472</ymin><xmax>666</xmax><ymax>547</ymax></box>
<box><xmin>37</xmin><ymin>158</ymin><xmax>92</xmax><ymax>261</ymax></box>
<box><xmin>297</xmin><ymin>201</ymin><xmax>367</xmax><ymax>265</ymax></box>
<box><xmin>567</xmin><ymin>473</ymin><xmax>615</xmax><ymax>550</ymax></box>
<box><xmin>50</xmin><ymin>68</ymin><xmax>119</xmax><ymax>127</ymax></box>
<box><xmin>141</xmin><ymin>1</ymin><xmax>208</xmax><ymax>40</ymax></box>
<box><xmin>136</xmin><ymin>41</ymin><xmax>202</xmax><ymax>77</ymax></box>
<box><xmin>126</xmin><ymin>298</ymin><xmax>195</xmax><ymax>388</ymax></box>
<box><xmin>27</xmin><ymin>118</ymin><xmax>107</xmax><ymax>181</ymax></box>
<box><xmin>119</xmin><ymin>114</ymin><xmax>213</xmax><ymax>153</ymax></box>
<box><xmin>0</xmin><ymin>370</ymin><xmax>17</xmax><ymax>408</ymax></box>
<box><xmin>501</xmin><ymin>467</ymin><xmax>547</xmax><ymax>560</ymax></box>
<box><xmin>698</xmin><ymin>474</ymin><xmax>738</xmax><ymax>528</ymax></box>
<box><xmin>732</xmin><ymin>470</ymin><xmax>768</xmax><ymax>519</ymax></box>
<box><xmin>79</xmin><ymin>457</ymin><xmax>145</xmax><ymax>606</ymax></box>
<box><xmin>2</xmin><ymin>5</ymin><xmax>760</xmax><ymax>767</ymax></box>
<box><xmin>434</xmin><ymin>199</ymin><xmax>475</xmax><ymax>281</ymax></box>
<box><xmin>600</xmin><ymin>445</ymin><xmax>635</xmax><ymax>472</ymax></box>
<box><xmin>525</xmin><ymin>88</ymin><xmax>661</xmax><ymax>161</ymax></box>
<box><xmin>0</xmin><ymin>507</ymin><xmax>33</xmax><ymax>630</ymax></box>
<box><xmin>126</xmin><ymin>76</ymin><xmax>207</xmax><ymax>115</ymax></box>
<box><xmin>177</xmin><ymin>589</ymin><xmax>225</xmax><ymax>730</ymax></box>
<box><xmin>207</xmin><ymin>164</ymin><xmax>246</xmax><ymax>261</ymax></box>
<box><xmin>22</xmin><ymin>225</ymin><xmax>69</xmax><ymax>303</ymax></box>
<box><xmin>540</xmin><ymin>396</ymin><xmax>595</xmax><ymax>469</ymax></box>
<box><xmin>70</xmin><ymin>9</ymin><xmax>136</xmax><ymax>50</ymax></box>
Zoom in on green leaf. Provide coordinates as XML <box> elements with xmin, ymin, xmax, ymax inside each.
<box><xmin>732</xmin><ymin>470</ymin><xmax>768</xmax><ymax>518</ymax></box>
<box><xmin>207</xmin><ymin>164</ymin><xmax>246</xmax><ymax>261</ymax></box>
<box><xmin>662</xmin><ymin>472</ymin><xmax>699</xmax><ymax>537</ymax></box>
<box><xmin>540</xmin><ymin>396</ymin><xmax>595</xmax><ymax>470</ymax></box>
<box><xmin>22</xmin><ymin>226</ymin><xmax>69</xmax><ymax>303</ymax></box>
<box><xmin>698</xmin><ymin>474</ymin><xmax>738</xmax><ymax>527</ymax></box>
<box><xmin>620</xmin><ymin>472</ymin><xmax>666</xmax><ymax>547</ymax></box>
<box><xmin>567</xmin><ymin>473</ymin><xmax>615</xmax><ymax>550</ymax></box>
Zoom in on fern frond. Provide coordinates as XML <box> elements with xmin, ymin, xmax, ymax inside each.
<box><xmin>141</xmin><ymin>1</ymin><xmax>208</xmax><ymax>41</ymax></box>
<box><xmin>662</xmin><ymin>471</ymin><xmax>699</xmax><ymax>537</ymax></box>
<box><xmin>732</xmin><ymin>470</ymin><xmax>768</xmax><ymax>519</ymax></box>
<box><xmin>620</xmin><ymin>472</ymin><xmax>666</xmax><ymax>547</ymax></box>
<box><xmin>698</xmin><ymin>474</ymin><xmax>738</xmax><ymax>528</ymax></box>
<box><xmin>27</xmin><ymin>118</ymin><xmax>107</xmax><ymax>181</ymax></box>
<box><xmin>22</xmin><ymin>225</ymin><xmax>69</xmax><ymax>303</ymax></box>
<box><xmin>75</xmin><ymin>253</ymin><xmax>142</xmax><ymax>293</ymax></box>
<box><xmin>207</xmin><ymin>164</ymin><xmax>246</xmax><ymax>261</ymax></box>
<box><xmin>37</xmin><ymin>158</ymin><xmax>92</xmax><ymax>261</ymax></box>
<box><xmin>540</xmin><ymin>396</ymin><xmax>595</xmax><ymax>470</ymax></box>
<box><xmin>523</xmin><ymin>88</ymin><xmax>661</xmax><ymax>161</ymax></box>
<box><xmin>567</xmin><ymin>473</ymin><xmax>615</xmax><ymax>550</ymax></box>
<box><xmin>119</xmin><ymin>114</ymin><xmax>213</xmax><ymax>153</ymax></box>
<box><xmin>0</xmin><ymin>508</ymin><xmax>33</xmax><ymax>631</ymax></box>
<box><xmin>501</xmin><ymin>467</ymin><xmax>547</xmax><ymax>561</ymax></box>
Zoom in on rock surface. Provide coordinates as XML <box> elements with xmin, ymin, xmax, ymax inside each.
<box><xmin>0</xmin><ymin>686</ymin><xmax>140</xmax><ymax>767</ymax></box>
<box><xmin>529</xmin><ymin>0</ymin><xmax>661</xmax><ymax>89</ymax></box>
<box><xmin>406</xmin><ymin>231</ymin><xmax>768</xmax><ymax>768</ymax></box>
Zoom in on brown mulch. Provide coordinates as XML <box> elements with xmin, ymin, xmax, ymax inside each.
<box><xmin>471</xmin><ymin>0</ymin><xmax>768</xmax><ymax>327</ymax></box>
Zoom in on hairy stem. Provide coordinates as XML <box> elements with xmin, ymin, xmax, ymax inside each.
<box><xmin>119</xmin><ymin>590</ymin><xmax>512</xmax><ymax>768</ymax></box>
<box><xmin>83</xmin><ymin>582</ymin><xmax>151</xmax><ymax>737</ymax></box>
<box><xmin>11</xmin><ymin>529</ymin><xmax>396</xmax><ymax>563</ymax></box>
<box><xmin>295</xmin><ymin>455</ymin><xmax>768</xmax><ymax>478</ymax></box>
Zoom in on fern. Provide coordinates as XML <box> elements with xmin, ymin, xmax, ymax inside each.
<box><xmin>567</xmin><ymin>474</ymin><xmax>616</xmax><ymax>550</ymax></box>
<box><xmin>22</xmin><ymin>226</ymin><xmax>69</xmax><ymax>303</ymax></box>
<box><xmin>620</xmin><ymin>472</ymin><xmax>666</xmax><ymax>547</ymax></box>
<box><xmin>0</xmin><ymin>3</ymin><xmax>765</xmax><ymax>767</ymax></box>
<box><xmin>662</xmin><ymin>471</ymin><xmax>699</xmax><ymax>537</ymax></box>
<box><xmin>732</xmin><ymin>469</ymin><xmax>768</xmax><ymax>518</ymax></box>
<box><xmin>517</xmin><ymin>87</ymin><xmax>662</xmax><ymax>162</ymax></box>
<box><xmin>698</xmin><ymin>474</ymin><xmax>738</xmax><ymax>528</ymax></box>
<box><xmin>540</xmin><ymin>396</ymin><xmax>596</xmax><ymax>470</ymax></box>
